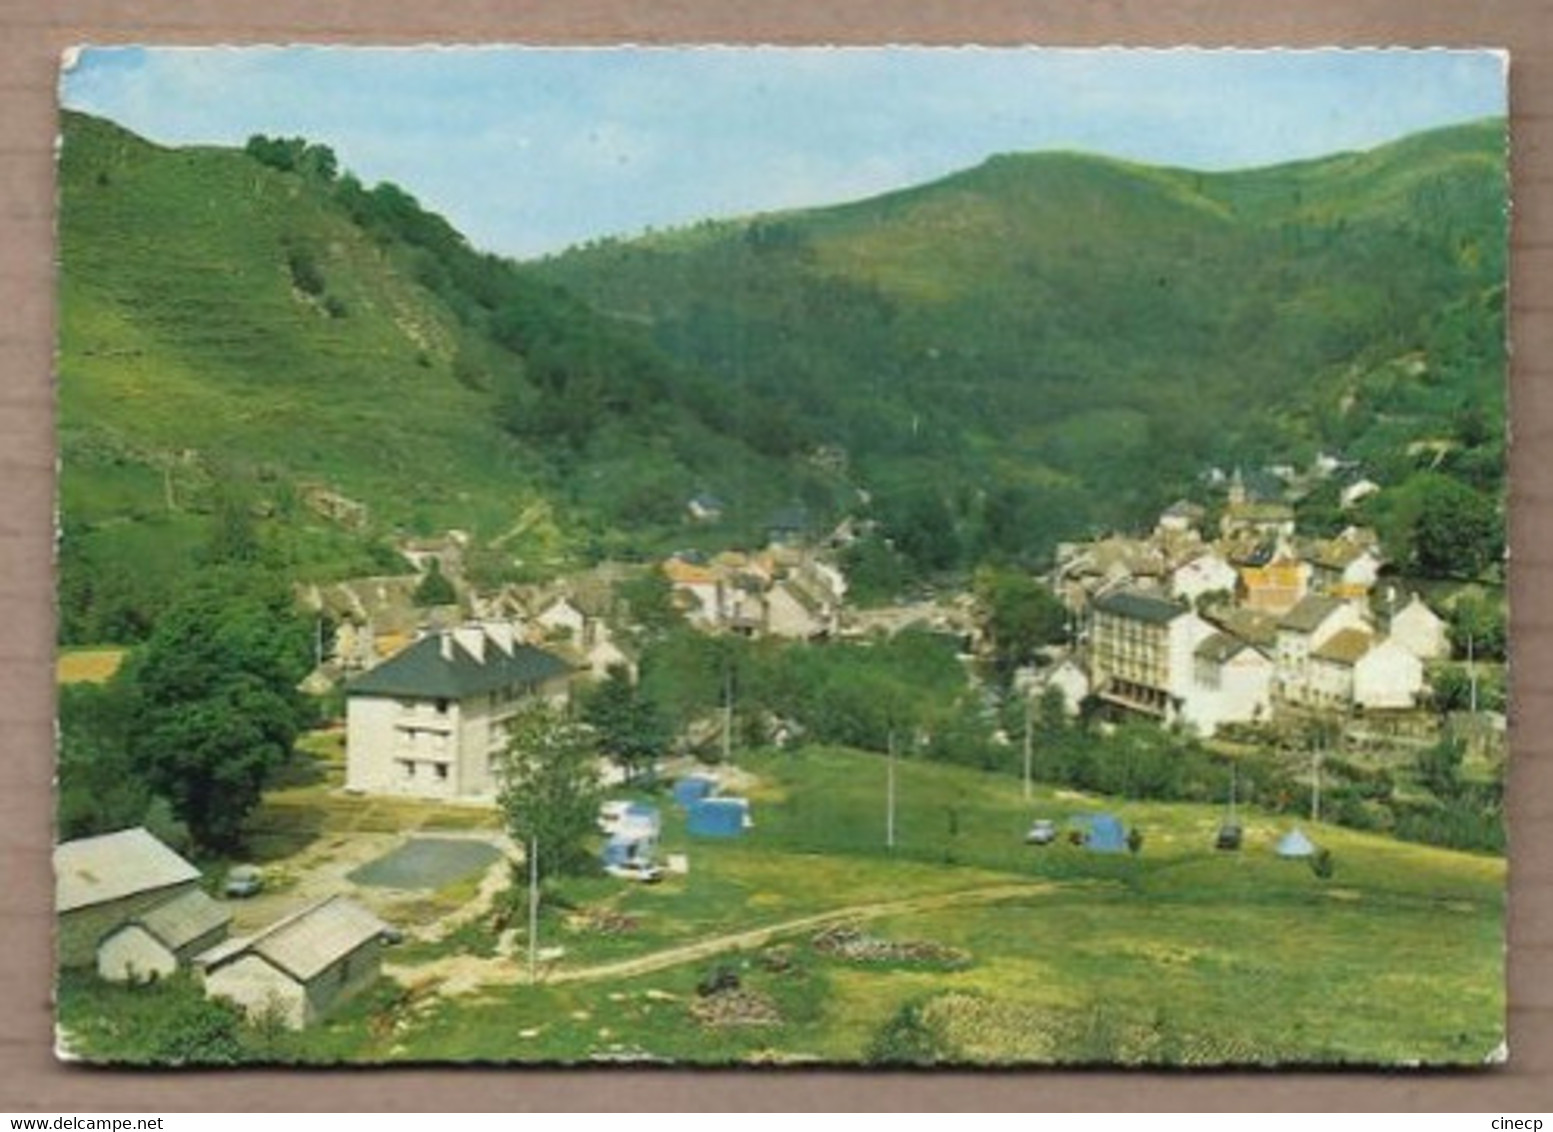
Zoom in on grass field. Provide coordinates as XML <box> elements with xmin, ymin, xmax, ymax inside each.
<box><xmin>56</xmin><ymin>647</ymin><xmax>127</xmax><ymax>684</ymax></box>
<box><xmin>254</xmin><ymin>745</ymin><xmax>1503</xmax><ymax>1067</ymax></box>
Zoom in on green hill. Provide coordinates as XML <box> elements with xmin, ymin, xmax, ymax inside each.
<box><xmin>57</xmin><ymin>112</ymin><xmax>1508</xmax><ymax>641</ymax></box>
<box><xmin>57</xmin><ymin>113</ymin><xmax>823</xmax><ymax>642</ymax></box>
<box><xmin>539</xmin><ymin>119</ymin><xmax>1507</xmax><ymax>562</ymax></box>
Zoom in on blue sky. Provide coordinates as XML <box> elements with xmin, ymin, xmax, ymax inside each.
<box><xmin>61</xmin><ymin>47</ymin><xmax>1506</xmax><ymax>260</ymax></box>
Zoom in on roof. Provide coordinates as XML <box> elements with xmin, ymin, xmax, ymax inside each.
<box><xmin>663</xmin><ymin>559</ymin><xmax>717</xmax><ymax>586</ymax></box>
<box><xmin>1092</xmin><ymin>590</ymin><xmax>1188</xmax><ymax>625</ymax></box>
<box><xmin>1307</xmin><ymin>539</ymin><xmax>1377</xmax><ymax>571</ymax></box>
<box><xmin>1194</xmin><ymin>632</ymin><xmax>1263</xmax><ymax>665</ymax></box>
<box><xmin>56</xmin><ymin>828</ymin><xmax>201</xmax><ymax>913</ymax></box>
<box><xmin>347</xmin><ymin>631</ymin><xmax>571</xmax><ymax>700</ymax></box>
<box><xmin>200</xmin><ymin>895</ymin><xmax>386</xmax><ymax>983</ymax></box>
<box><xmin>1161</xmin><ymin>499</ymin><xmax>1205</xmax><ymax>520</ymax></box>
<box><xmin>1203</xmin><ymin>606</ymin><xmax>1280</xmax><ymax>648</ymax></box>
<box><xmin>1312</xmin><ymin>628</ymin><xmax>1373</xmax><ymax>666</ymax></box>
<box><xmin>135</xmin><ymin>888</ymin><xmax>232</xmax><ymax>950</ymax></box>
<box><xmin>1278</xmin><ymin>595</ymin><xmax>1347</xmax><ymax>634</ymax></box>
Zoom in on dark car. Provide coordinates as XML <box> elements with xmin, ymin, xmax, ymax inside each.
<box><xmin>1215</xmin><ymin>822</ymin><xmax>1243</xmax><ymax>851</ymax></box>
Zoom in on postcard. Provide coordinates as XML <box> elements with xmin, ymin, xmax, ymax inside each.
<box><xmin>53</xmin><ymin>46</ymin><xmax>1508</xmax><ymax>1066</ymax></box>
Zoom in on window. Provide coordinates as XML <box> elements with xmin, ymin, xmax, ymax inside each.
<box><xmin>400</xmin><ymin>760</ymin><xmax>415</xmax><ymax>780</ymax></box>
<box><xmin>434</xmin><ymin>763</ymin><xmax>449</xmax><ymax>781</ymax></box>
<box><xmin>435</xmin><ymin>698</ymin><xmax>450</xmax><ymax>714</ymax></box>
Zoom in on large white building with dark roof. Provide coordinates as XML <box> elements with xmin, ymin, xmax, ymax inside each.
<box><xmin>1088</xmin><ymin>589</ymin><xmax>1215</xmax><ymax>722</ymax></box>
<box><xmin>344</xmin><ymin>623</ymin><xmax>573</xmax><ymax>801</ymax></box>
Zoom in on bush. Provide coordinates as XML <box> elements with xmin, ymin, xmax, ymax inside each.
<box><xmin>865</xmin><ymin>1000</ymin><xmax>947</xmax><ymax>1066</ymax></box>
<box><xmin>1310</xmin><ymin>848</ymin><xmax>1335</xmax><ymax>880</ymax></box>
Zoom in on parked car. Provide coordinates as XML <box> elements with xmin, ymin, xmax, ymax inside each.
<box><xmin>1215</xmin><ymin>822</ymin><xmax>1244</xmax><ymax>851</ymax></box>
<box><xmin>605</xmin><ymin>859</ymin><xmax>665</xmax><ymax>883</ymax></box>
<box><xmin>378</xmin><ymin>925</ymin><xmax>406</xmax><ymax>945</ymax></box>
<box><xmin>223</xmin><ymin>865</ymin><xmax>263</xmax><ymax>898</ymax></box>
<box><xmin>1024</xmin><ymin>819</ymin><xmax>1058</xmax><ymax>846</ymax></box>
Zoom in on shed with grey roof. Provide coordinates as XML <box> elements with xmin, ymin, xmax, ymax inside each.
<box><xmin>55</xmin><ymin>827</ymin><xmax>203</xmax><ymax>969</ymax></box>
<box><xmin>197</xmin><ymin>895</ymin><xmax>388</xmax><ymax>1030</ymax></box>
<box><xmin>97</xmin><ymin>888</ymin><xmax>233</xmax><ymax>983</ymax></box>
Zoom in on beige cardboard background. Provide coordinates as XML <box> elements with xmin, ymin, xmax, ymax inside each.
<box><xmin>2</xmin><ymin>1</ymin><xmax>1549</xmax><ymax>1111</ymax></box>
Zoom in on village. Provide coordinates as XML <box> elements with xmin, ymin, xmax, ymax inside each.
<box><xmin>53</xmin><ymin>445</ymin><xmax>1505</xmax><ymax>1056</ymax></box>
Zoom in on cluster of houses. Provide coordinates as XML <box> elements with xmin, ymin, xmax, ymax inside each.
<box><xmin>1042</xmin><ymin>469</ymin><xmax>1452</xmax><ymax>736</ymax></box>
<box><xmin>661</xmin><ymin>547</ymin><xmax>847</xmax><ymax>641</ymax></box>
<box><xmin>57</xmin><ymin>827</ymin><xmax>387</xmax><ymax>1030</ymax></box>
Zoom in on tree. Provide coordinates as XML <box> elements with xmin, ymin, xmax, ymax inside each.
<box><xmin>1410</xmin><ymin>475</ymin><xmax>1502</xmax><ymax>579</ymax></box>
<box><xmin>581</xmin><ymin>664</ymin><xmax>669</xmax><ymax>784</ymax></box>
<box><xmin>974</xmin><ymin>567</ymin><xmax>1069</xmax><ymax>680</ymax></box>
<box><xmin>412</xmin><ymin>559</ymin><xmax>457</xmax><ymax>606</ymax></box>
<box><xmin>126</xmin><ymin>579</ymin><xmax>313</xmax><ymax>852</ymax></box>
<box><xmin>495</xmin><ymin>701</ymin><xmax>603</xmax><ymax>884</ymax></box>
<box><xmin>58</xmin><ymin>680</ymin><xmax>156</xmax><ymax>841</ymax></box>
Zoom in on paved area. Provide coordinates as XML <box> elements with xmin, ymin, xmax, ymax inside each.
<box><xmin>349</xmin><ymin>837</ymin><xmax>503</xmax><ymax>890</ymax></box>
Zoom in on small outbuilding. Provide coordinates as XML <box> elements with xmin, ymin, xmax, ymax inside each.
<box><xmin>97</xmin><ymin>888</ymin><xmax>232</xmax><ymax>983</ymax></box>
<box><xmin>197</xmin><ymin>895</ymin><xmax>388</xmax><ymax>1030</ymax></box>
<box><xmin>686</xmin><ymin>797</ymin><xmax>749</xmax><ymax>838</ymax></box>
<box><xmin>56</xmin><ymin>827</ymin><xmax>203</xmax><ymax>970</ymax></box>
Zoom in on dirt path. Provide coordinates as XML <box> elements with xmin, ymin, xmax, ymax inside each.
<box><xmin>384</xmin><ymin>880</ymin><xmax>1061</xmax><ymax>999</ymax></box>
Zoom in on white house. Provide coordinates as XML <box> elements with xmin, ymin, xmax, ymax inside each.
<box><xmin>1307</xmin><ymin>538</ymin><xmax>1383</xmax><ymax>598</ymax></box>
<box><xmin>197</xmin><ymin>896</ymin><xmax>387</xmax><ymax>1030</ymax></box>
<box><xmin>1042</xmin><ymin>657</ymin><xmax>1092</xmax><ymax>717</ymax></box>
<box><xmin>1274</xmin><ymin>595</ymin><xmax>1368</xmax><ymax>707</ymax></box>
<box><xmin>1183</xmin><ymin>633</ymin><xmax>1274</xmax><ymax>735</ymax></box>
<box><xmin>532</xmin><ymin>596</ymin><xmax>589</xmax><ymax>643</ymax></box>
<box><xmin>1387</xmin><ymin>593</ymin><xmax>1451</xmax><ymax>662</ymax></box>
<box><xmin>345</xmin><ymin>624</ymin><xmax>573</xmax><ymax>801</ymax></box>
<box><xmin>1169</xmin><ymin>550</ymin><xmax>1239</xmax><ymax>605</ymax></box>
<box><xmin>1354</xmin><ymin>639</ymin><xmax>1426</xmax><ymax>710</ymax></box>
<box><xmin>1340</xmin><ymin>479</ymin><xmax>1381</xmax><ymax>510</ymax></box>
<box><xmin>1156</xmin><ymin>499</ymin><xmax>1206</xmax><ymax>535</ymax></box>
<box><xmin>1306</xmin><ymin>628</ymin><xmax>1375</xmax><ymax>709</ymax></box>
<box><xmin>97</xmin><ymin>888</ymin><xmax>232</xmax><ymax>983</ymax></box>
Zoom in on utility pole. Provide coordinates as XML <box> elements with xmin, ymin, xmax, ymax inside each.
<box><xmin>527</xmin><ymin>837</ymin><xmax>539</xmax><ymax>984</ymax></box>
<box><xmin>1311</xmin><ymin>742</ymin><xmax>1323</xmax><ymax>825</ymax></box>
<box><xmin>886</xmin><ymin>728</ymin><xmax>897</xmax><ymax>850</ymax></box>
<box><xmin>721</xmin><ymin>658</ymin><xmax>733</xmax><ymax>764</ymax></box>
<box><xmin>1467</xmin><ymin>631</ymin><xmax>1478</xmax><ymax>714</ymax></box>
<box><xmin>1022</xmin><ymin>696</ymin><xmax>1033</xmax><ymax>803</ymax></box>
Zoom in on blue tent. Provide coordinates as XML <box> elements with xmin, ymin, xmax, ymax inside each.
<box><xmin>673</xmin><ymin>776</ymin><xmax>716</xmax><ymax>808</ymax></box>
<box><xmin>1085</xmin><ymin>813</ymin><xmax>1127</xmax><ymax>853</ymax></box>
<box><xmin>687</xmin><ymin>797</ymin><xmax>747</xmax><ymax>838</ymax></box>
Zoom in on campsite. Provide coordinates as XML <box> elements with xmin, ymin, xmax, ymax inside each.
<box><xmin>57</xmin><ymin>737</ymin><xmax>1500</xmax><ymax>1066</ymax></box>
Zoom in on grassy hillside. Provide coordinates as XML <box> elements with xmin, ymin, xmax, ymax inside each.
<box><xmin>58</xmin><ymin>113</ymin><xmax>1508</xmax><ymax>640</ymax></box>
<box><xmin>62</xmin><ymin>745</ymin><xmax>1498</xmax><ymax>1065</ymax></box>
<box><xmin>57</xmin><ymin>113</ymin><xmax>823</xmax><ymax>641</ymax></box>
<box><xmin>540</xmin><ymin>119</ymin><xmax>1508</xmax><ymax>563</ymax></box>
